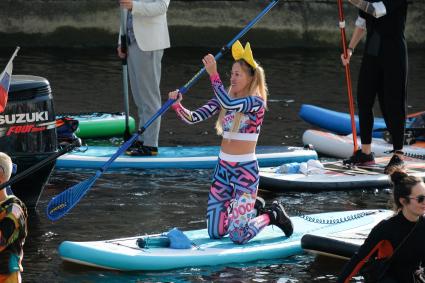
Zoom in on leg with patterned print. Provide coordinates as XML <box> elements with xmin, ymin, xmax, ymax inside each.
<box><xmin>206</xmin><ymin>159</ymin><xmax>233</xmax><ymax>239</ymax></box>
<box><xmin>224</xmin><ymin>159</ymin><xmax>270</xmax><ymax>244</ymax></box>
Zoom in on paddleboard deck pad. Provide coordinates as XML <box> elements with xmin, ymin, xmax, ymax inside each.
<box><xmin>56</xmin><ymin>146</ymin><xmax>317</xmax><ymax>169</ymax></box>
<box><xmin>59</xmin><ymin>209</ymin><xmax>391</xmax><ymax>271</ymax></box>
<box><xmin>259</xmin><ymin>156</ymin><xmax>425</xmax><ymax>191</ymax></box>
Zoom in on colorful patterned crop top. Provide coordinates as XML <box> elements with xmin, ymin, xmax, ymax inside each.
<box><xmin>171</xmin><ymin>73</ymin><xmax>265</xmax><ymax>142</ymax></box>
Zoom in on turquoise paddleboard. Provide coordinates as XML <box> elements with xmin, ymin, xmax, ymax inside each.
<box><xmin>56</xmin><ymin>145</ymin><xmax>317</xmax><ymax>169</ymax></box>
<box><xmin>59</xmin><ymin>209</ymin><xmax>391</xmax><ymax>271</ymax></box>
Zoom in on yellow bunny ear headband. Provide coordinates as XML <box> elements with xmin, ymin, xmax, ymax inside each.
<box><xmin>231</xmin><ymin>40</ymin><xmax>258</xmax><ymax>70</ymax></box>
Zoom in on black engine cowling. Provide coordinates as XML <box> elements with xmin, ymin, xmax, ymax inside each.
<box><xmin>0</xmin><ymin>75</ymin><xmax>57</xmax><ymax>209</ymax></box>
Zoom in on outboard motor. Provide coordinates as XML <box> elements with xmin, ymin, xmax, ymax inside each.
<box><xmin>0</xmin><ymin>75</ymin><xmax>57</xmax><ymax>209</ymax></box>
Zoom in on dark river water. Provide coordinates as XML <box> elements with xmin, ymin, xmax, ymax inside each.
<box><xmin>1</xmin><ymin>46</ymin><xmax>424</xmax><ymax>282</ymax></box>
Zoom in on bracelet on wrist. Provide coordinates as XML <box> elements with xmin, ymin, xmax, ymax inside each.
<box><xmin>347</xmin><ymin>47</ymin><xmax>354</xmax><ymax>54</ymax></box>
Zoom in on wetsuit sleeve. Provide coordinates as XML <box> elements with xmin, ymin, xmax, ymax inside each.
<box><xmin>353</xmin><ymin>0</ymin><xmax>404</xmax><ymax>18</ymax></box>
<box><xmin>349</xmin><ymin>0</ymin><xmax>386</xmax><ymax>18</ymax></box>
<box><xmin>337</xmin><ymin>222</ymin><xmax>385</xmax><ymax>283</ymax></box>
<box><xmin>209</xmin><ymin>74</ymin><xmax>265</xmax><ymax>113</ymax></box>
<box><xmin>0</xmin><ymin>204</ymin><xmax>22</xmax><ymax>252</ymax></box>
<box><xmin>171</xmin><ymin>98</ymin><xmax>221</xmax><ymax>125</ymax></box>
<box><xmin>381</xmin><ymin>0</ymin><xmax>405</xmax><ymax>14</ymax></box>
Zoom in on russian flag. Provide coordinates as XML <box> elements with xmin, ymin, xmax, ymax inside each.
<box><xmin>0</xmin><ymin>47</ymin><xmax>20</xmax><ymax>113</ymax></box>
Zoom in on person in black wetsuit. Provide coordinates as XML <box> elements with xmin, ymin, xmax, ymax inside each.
<box><xmin>341</xmin><ymin>0</ymin><xmax>408</xmax><ymax>174</ymax></box>
<box><xmin>338</xmin><ymin>169</ymin><xmax>425</xmax><ymax>283</ymax></box>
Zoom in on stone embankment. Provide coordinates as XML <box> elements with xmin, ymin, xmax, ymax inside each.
<box><xmin>1</xmin><ymin>0</ymin><xmax>423</xmax><ymax>48</ymax></box>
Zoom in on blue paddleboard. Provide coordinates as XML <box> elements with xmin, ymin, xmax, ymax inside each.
<box><xmin>58</xmin><ymin>209</ymin><xmax>392</xmax><ymax>271</ymax></box>
<box><xmin>299</xmin><ymin>104</ymin><xmax>418</xmax><ymax>138</ymax></box>
<box><xmin>56</xmin><ymin>145</ymin><xmax>317</xmax><ymax>169</ymax></box>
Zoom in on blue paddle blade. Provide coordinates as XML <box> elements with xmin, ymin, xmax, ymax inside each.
<box><xmin>46</xmin><ymin>173</ymin><xmax>99</xmax><ymax>221</ymax></box>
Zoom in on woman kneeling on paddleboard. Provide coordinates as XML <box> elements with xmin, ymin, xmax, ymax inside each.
<box><xmin>168</xmin><ymin>40</ymin><xmax>293</xmax><ymax>244</ymax></box>
<box><xmin>338</xmin><ymin>169</ymin><xmax>425</xmax><ymax>283</ymax></box>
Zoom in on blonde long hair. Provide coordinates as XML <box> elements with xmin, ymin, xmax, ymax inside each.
<box><xmin>215</xmin><ymin>60</ymin><xmax>268</xmax><ymax>135</ymax></box>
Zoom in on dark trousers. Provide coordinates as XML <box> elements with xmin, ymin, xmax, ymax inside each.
<box><xmin>357</xmin><ymin>40</ymin><xmax>408</xmax><ymax>151</ymax></box>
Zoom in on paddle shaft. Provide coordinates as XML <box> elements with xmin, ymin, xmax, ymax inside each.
<box><xmin>47</xmin><ymin>0</ymin><xmax>281</xmax><ymax>221</ymax></box>
<box><xmin>120</xmin><ymin>8</ymin><xmax>131</xmax><ymax>141</ymax></box>
<box><xmin>0</xmin><ymin>142</ymin><xmax>78</xmax><ymax>191</ymax></box>
<box><xmin>337</xmin><ymin>0</ymin><xmax>359</xmax><ymax>153</ymax></box>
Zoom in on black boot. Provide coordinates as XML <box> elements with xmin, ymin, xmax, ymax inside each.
<box><xmin>384</xmin><ymin>153</ymin><xmax>405</xmax><ymax>174</ymax></box>
<box><xmin>343</xmin><ymin>149</ymin><xmax>375</xmax><ymax>166</ymax></box>
<box><xmin>267</xmin><ymin>201</ymin><xmax>293</xmax><ymax>237</ymax></box>
<box><xmin>254</xmin><ymin>196</ymin><xmax>266</xmax><ymax>216</ymax></box>
<box><xmin>126</xmin><ymin>141</ymin><xmax>159</xmax><ymax>156</ymax></box>
<box><xmin>126</xmin><ymin>140</ymin><xmax>143</xmax><ymax>151</ymax></box>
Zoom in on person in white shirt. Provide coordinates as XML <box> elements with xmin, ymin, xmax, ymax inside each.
<box><xmin>118</xmin><ymin>0</ymin><xmax>170</xmax><ymax>156</ymax></box>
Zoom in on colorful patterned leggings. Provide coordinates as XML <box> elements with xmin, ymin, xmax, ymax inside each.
<box><xmin>206</xmin><ymin>156</ymin><xmax>270</xmax><ymax>244</ymax></box>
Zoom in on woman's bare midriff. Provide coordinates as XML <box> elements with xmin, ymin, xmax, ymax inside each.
<box><xmin>220</xmin><ymin>139</ymin><xmax>257</xmax><ymax>155</ymax></box>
